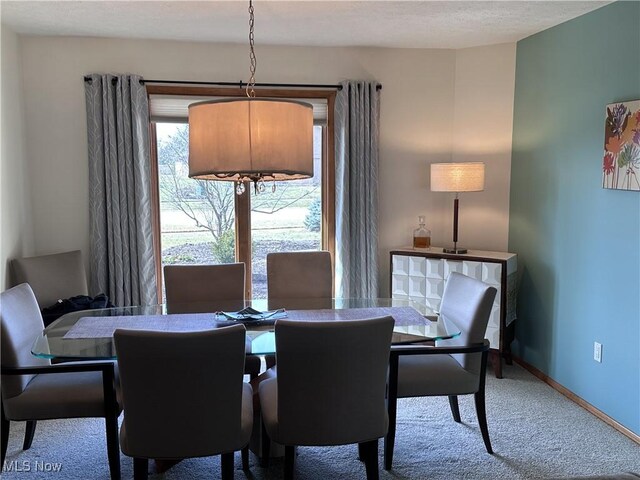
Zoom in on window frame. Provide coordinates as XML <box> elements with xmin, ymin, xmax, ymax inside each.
<box><xmin>147</xmin><ymin>85</ymin><xmax>336</xmax><ymax>300</ymax></box>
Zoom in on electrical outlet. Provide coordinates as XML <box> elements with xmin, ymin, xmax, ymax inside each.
<box><xmin>594</xmin><ymin>342</ymin><xmax>602</xmax><ymax>363</ymax></box>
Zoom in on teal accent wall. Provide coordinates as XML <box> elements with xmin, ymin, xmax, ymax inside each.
<box><xmin>510</xmin><ymin>1</ymin><xmax>640</xmax><ymax>435</ymax></box>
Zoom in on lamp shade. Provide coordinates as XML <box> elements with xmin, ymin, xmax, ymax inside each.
<box><xmin>188</xmin><ymin>98</ymin><xmax>314</xmax><ymax>182</ymax></box>
<box><xmin>430</xmin><ymin>162</ymin><xmax>485</xmax><ymax>192</ymax></box>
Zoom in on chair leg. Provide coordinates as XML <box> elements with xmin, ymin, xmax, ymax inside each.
<box><xmin>102</xmin><ymin>364</ymin><xmax>121</xmax><ymax>480</ymax></box>
<box><xmin>384</xmin><ymin>353</ymin><xmax>399</xmax><ymax>471</ymax></box>
<box><xmin>474</xmin><ymin>390</ymin><xmax>493</xmax><ymax>454</ymax></box>
<box><xmin>260</xmin><ymin>417</ymin><xmax>271</xmax><ymax>467</ymax></box>
<box><xmin>241</xmin><ymin>445</ymin><xmax>250</xmax><ymax>471</ymax></box>
<box><xmin>476</xmin><ymin>348</ymin><xmax>493</xmax><ymax>454</ymax></box>
<box><xmin>360</xmin><ymin>439</ymin><xmax>379</xmax><ymax>480</ymax></box>
<box><xmin>265</xmin><ymin>354</ymin><xmax>276</xmax><ymax>370</ymax></box>
<box><xmin>1</xmin><ymin>400</ymin><xmax>9</xmax><ymax>465</ymax></box>
<box><xmin>23</xmin><ymin>420</ymin><xmax>37</xmax><ymax>450</ymax></box>
<box><xmin>104</xmin><ymin>415</ymin><xmax>121</xmax><ymax>480</ymax></box>
<box><xmin>358</xmin><ymin>442</ymin><xmax>365</xmax><ymax>461</ymax></box>
<box><xmin>221</xmin><ymin>452</ymin><xmax>234</xmax><ymax>480</ymax></box>
<box><xmin>284</xmin><ymin>445</ymin><xmax>296</xmax><ymax>480</ymax></box>
<box><xmin>133</xmin><ymin>458</ymin><xmax>148</xmax><ymax>480</ymax></box>
<box><xmin>448</xmin><ymin>396</ymin><xmax>461</xmax><ymax>423</ymax></box>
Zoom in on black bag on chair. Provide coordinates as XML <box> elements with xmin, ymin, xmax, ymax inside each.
<box><xmin>41</xmin><ymin>294</ymin><xmax>114</xmax><ymax>326</ymax></box>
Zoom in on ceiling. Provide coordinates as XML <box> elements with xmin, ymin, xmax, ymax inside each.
<box><xmin>1</xmin><ymin>1</ymin><xmax>609</xmax><ymax>49</ymax></box>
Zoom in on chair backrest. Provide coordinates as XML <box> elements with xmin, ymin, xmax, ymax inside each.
<box><xmin>437</xmin><ymin>272</ymin><xmax>497</xmax><ymax>374</ymax></box>
<box><xmin>267</xmin><ymin>251</ymin><xmax>333</xmax><ymax>308</ymax></box>
<box><xmin>163</xmin><ymin>263</ymin><xmax>245</xmax><ymax>312</ymax></box>
<box><xmin>11</xmin><ymin>250</ymin><xmax>88</xmax><ymax>309</ymax></box>
<box><xmin>275</xmin><ymin>316</ymin><xmax>394</xmax><ymax>446</ymax></box>
<box><xmin>114</xmin><ymin>325</ymin><xmax>247</xmax><ymax>459</ymax></box>
<box><xmin>0</xmin><ymin>283</ymin><xmax>50</xmax><ymax>399</ymax></box>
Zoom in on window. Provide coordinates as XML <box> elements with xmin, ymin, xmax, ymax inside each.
<box><xmin>148</xmin><ymin>86</ymin><xmax>336</xmax><ymax>299</ymax></box>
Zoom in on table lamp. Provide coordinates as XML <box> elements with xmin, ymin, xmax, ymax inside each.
<box><xmin>430</xmin><ymin>162</ymin><xmax>485</xmax><ymax>254</ymax></box>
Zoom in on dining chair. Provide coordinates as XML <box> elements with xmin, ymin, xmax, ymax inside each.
<box><xmin>258</xmin><ymin>317</ymin><xmax>394</xmax><ymax>480</ymax></box>
<box><xmin>264</xmin><ymin>251</ymin><xmax>334</xmax><ymax>371</ymax></box>
<box><xmin>266</xmin><ymin>251</ymin><xmax>333</xmax><ymax>309</ymax></box>
<box><xmin>384</xmin><ymin>272</ymin><xmax>497</xmax><ymax>470</ymax></box>
<box><xmin>114</xmin><ymin>325</ymin><xmax>253</xmax><ymax>480</ymax></box>
<box><xmin>164</xmin><ymin>263</ymin><xmax>246</xmax><ymax>313</ymax></box>
<box><xmin>10</xmin><ymin>250</ymin><xmax>88</xmax><ymax>309</ymax></box>
<box><xmin>0</xmin><ymin>283</ymin><xmax>121</xmax><ymax>479</ymax></box>
<box><xmin>163</xmin><ymin>263</ymin><xmax>261</xmax><ymax>379</ymax></box>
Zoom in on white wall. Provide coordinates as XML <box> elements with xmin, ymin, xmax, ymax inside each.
<box><xmin>0</xmin><ymin>26</ymin><xmax>33</xmax><ymax>289</ymax></box>
<box><xmin>15</xmin><ymin>35</ymin><xmax>515</xmax><ymax>295</ymax></box>
<box><xmin>451</xmin><ymin>43</ymin><xmax>516</xmax><ymax>252</ymax></box>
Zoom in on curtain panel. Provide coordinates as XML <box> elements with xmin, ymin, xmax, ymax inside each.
<box><xmin>335</xmin><ymin>81</ymin><xmax>380</xmax><ymax>299</ymax></box>
<box><xmin>85</xmin><ymin>74</ymin><xmax>157</xmax><ymax>307</ymax></box>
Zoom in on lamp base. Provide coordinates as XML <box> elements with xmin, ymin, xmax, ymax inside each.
<box><xmin>443</xmin><ymin>247</ymin><xmax>468</xmax><ymax>254</ymax></box>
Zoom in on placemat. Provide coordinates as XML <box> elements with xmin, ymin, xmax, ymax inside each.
<box><xmin>286</xmin><ymin>306</ymin><xmax>430</xmax><ymax>326</ymax></box>
<box><xmin>63</xmin><ymin>307</ymin><xmax>430</xmax><ymax>339</ymax></box>
<box><xmin>64</xmin><ymin>313</ymin><xmax>219</xmax><ymax>339</ymax></box>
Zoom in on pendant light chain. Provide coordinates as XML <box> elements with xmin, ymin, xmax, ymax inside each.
<box><xmin>246</xmin><ymin>0</ymin><xmax>257</xmax><ymax>98</ymax></box>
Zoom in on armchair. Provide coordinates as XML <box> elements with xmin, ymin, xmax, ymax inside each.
<box><xmin>1</xmin><ymin>283</ymin><xmax>121</xmax><ymax>479</ymax></box>
<box><xmin>384</xmin><ymin>272</ymin><xmax>497</xmax><ymax>470</ymax></box>
<box><xmin>10</xmin><ymin>250</ymin><xmax>88</xmax><ymax>309</ymax></box>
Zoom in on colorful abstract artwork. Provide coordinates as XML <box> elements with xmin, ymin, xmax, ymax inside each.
<box><xmin>603</xmin><ymin>100</ymin><xmax>640</xmax><ymax>191</ymax></box>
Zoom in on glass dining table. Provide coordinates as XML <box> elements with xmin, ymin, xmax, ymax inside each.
<box><xmin>31</xmin><ymin>297</ymin><xmax>460</xmax><ymax>360</ymax></box>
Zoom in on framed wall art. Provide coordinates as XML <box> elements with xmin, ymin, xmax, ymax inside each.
<box><xmin>603</xmin><ymin>99</ymin><xmax>640</xmax><ymax>191</ymax></box>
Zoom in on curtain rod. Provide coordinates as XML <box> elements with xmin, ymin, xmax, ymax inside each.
<box><xmin>83</xmin><ymin>76</ymin><xmax>382</xmax><ymax>91</ymax></box>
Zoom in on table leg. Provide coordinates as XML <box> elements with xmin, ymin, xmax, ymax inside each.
<box><xmin>490</xmin><ymin>350</ymin><xmax>503</xmax><ymax>379</ymax></box>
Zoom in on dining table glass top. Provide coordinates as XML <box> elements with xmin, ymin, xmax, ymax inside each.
<box><xmin>31</xmin><ymin>297</ymin><xmax>461</xmax><ymax>360</ymax></box>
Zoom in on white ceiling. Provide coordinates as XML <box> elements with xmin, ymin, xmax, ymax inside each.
<box><xmin>1</xmin><ymin>1</ymin><xmax>609</xmax><ymax>49</ymax></box>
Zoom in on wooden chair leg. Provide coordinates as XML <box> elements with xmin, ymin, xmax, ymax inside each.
<box><xmin>133</xmin><ymin>458</ymin><xmax>148</xmax><ymax>480</ymax></box>
<box><xmin>474</xmin><ymin>390</ymin><xmax>493</xmax><ymax>454</ymax></box>
<box><xmin>360</xmin><ymin>439</ymin><xmax>379</xmax><ymax>480</ymax></box>
<box><xmin>23</xmin><ymin>420</ymin><xmax>37</xmax><ymax>450</ymax></box>
<box><xmin>260</xmin><ymin>417</ymin><xmax>271</xmax><ymax>468</ymax></box>
<box><xmin>104</xmin><ymin>414</ymin><xmax>121</xmax><ymax>480</ymax></box>
<box><xmin>241</xmin><ymin>445</ymin><xmax>250</xmax><ymax>471</ymax></box>
<box><xmin>221</xmin><ymin>452</ymin><xmax>234</xmax><ymax>480</ymax></box>
<box><xmin>476</xmin><ymin>348</ymin><xmax>493</xmax><ymax>454</ymax></box>
<box><xmin>1</xmin><ymin>401</ymin><xmax>9</xmax><ymax>465</ymax></box>
<box><xmin>284</xmin><ymin>445</ymin><xmax>296</xmax><ymax>480</ymax></box>
<box><xmin>384</xmin><ymin>354</ymin><xmax>399</xmax><ymax>471</ymax></box>
<box><xmin>358</xmin><ymin>442</ymin><xmax>365</xmax><ymax>461</ymax></box>
<box><xmin>265</xmin><ymin>354</ymin><xmax>276</xmax><ymax>370</ymax></box>
<box><xmin>448</xmin><ymin>395</ymin><xmax>461</xmax><ymax>423</ymax></box>
<box><xmin>102</xmin><ymin>365</ymin><xmax>121</xmax><ymax>480</ymax></box>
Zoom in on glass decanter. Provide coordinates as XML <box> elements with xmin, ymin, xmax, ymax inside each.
<box><xmin>413</xmin><ymin>216</ymin><xmax>431</xmax><ymax>249</ymax></box>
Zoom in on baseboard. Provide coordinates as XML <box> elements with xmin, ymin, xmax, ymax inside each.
<box><xmin>512</xmin><ymin>356</ymin><xmax>640</xmax><ymax>445</ymax></box>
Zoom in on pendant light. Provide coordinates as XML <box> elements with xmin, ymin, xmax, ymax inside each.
<box><xmin>188</xmin><ymin>0</ymin><xmax>314</xmax><ymax>195</ymax></box>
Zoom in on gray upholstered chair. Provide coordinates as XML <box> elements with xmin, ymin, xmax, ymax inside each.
<box><xmin>164</xmin><ymin>263</ymin><xmax>246</xmax><ymax>313</ymax></box>
<box><xmin>266</xmin><ymin>251</ymin><xmax>333</xmax><ymax>310</ymax></box>
<box><xmin>114</xmin><ymin>325</ymin><xmax>253</xmax><ymax>480</ymax></box>
<box><xmin>258</xmin><ymin>317</ymin><xmax>394</xmax><ymax>480</ymax></box>
<box><xmin>0</xmin><ymin>283</ymin><xmax>121</xmax><ymax>479</ymax></box>
<box><xmin>10</xmin><ymin>250</ymin><xmax>88</xmax><ymax>309</ymax></box>
<box><xmin>163</xmin><ymin>263</ymin><xmax>261</xmax><ymax>379</ymax></box>
<box><xmin>384</xmin><ymin>272</ymin><xmax>497</xmax><ymax>470</ymax></box>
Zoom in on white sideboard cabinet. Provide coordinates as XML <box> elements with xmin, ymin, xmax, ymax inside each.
<box><xmin>390</xmin><ymin>247</ymin><xmax>517</xmax><ymax>378</ymax></box>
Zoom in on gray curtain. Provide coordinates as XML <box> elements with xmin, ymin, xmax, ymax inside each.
<box><xmin>85</xmin><ymin>74</ymin><xmax>157</xmax><ymax>307</ymax></box>
<box><xmin>335</xmin><ymin>81</ymin><xmax>380</xmax><ymax>299</ymax></box>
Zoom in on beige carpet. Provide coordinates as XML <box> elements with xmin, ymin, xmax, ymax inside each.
<box><xmin>2</xmin><ymin>364</ymin><xmax>639</xmax><ymax>479</ymax></box>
